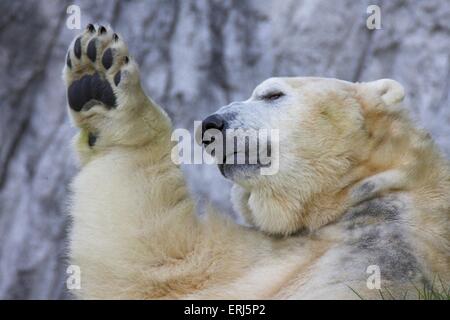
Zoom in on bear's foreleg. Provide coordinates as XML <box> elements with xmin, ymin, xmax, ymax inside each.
<box><xmin>64</xmin><ymin>25</ymin><xmax>264</xmax><ymax>299</ymax></box>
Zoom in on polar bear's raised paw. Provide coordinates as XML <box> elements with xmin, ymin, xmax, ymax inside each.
<box><xmin>63</xmin><ymin>24</ymin><xmax>170</xmax><ymax>162</ymax></box>
<box><xmin>64</xmin><ymin>24</ymin><xmax>139</xmax><ymax>115</ymax></box>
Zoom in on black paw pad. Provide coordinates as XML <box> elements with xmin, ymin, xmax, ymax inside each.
<box><xmin>88</xmin><ymin>132</ymin><xmax>97</xmax><ymax>147</ymax></box>
<box><xmin>102</xmin><ymin>48</ymin><xmax>113</xmax><ymax>70</ymax></box>
<box><xmin>114</xmin><ymin>71</ymin><xmax>121</xmax><ymax>86</ymax></box>
<box><xmin>66</xmin><ymin>53</ymin><xmax>72</xmax><ymax>68</ymax></box>
<box><xmin>99</xmin><ymin>26</ymin><xmax>107</xmax><ymax>35</ymax></box>
<box><xmin>74</xmin><ymin>37</ymin><xmax>82</xmax><ymax>59</ymax></box>
<box><xmin>68</xmin><ymin>73</ymin><xmax>117</xmax><ymax>111</ymax></box>
<box><xmin>87</xmin><ymin>39</ymin><xmax>97</xmax><ymax>62</ymax></box>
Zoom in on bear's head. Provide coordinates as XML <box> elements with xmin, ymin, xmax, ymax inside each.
<box><xmin>198</xmin><ymin>77</ymin><xmax>434</xmax><ymax>235</ymax></box>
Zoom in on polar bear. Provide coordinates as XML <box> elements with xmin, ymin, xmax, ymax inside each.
<box><xmin>65</xmin><ymin>25</ymin><xmax>450</xmax><ymax>299</ymax></box>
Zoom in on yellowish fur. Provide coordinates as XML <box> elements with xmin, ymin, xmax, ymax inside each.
<box><xmin>65</xmin><ymin>27</ymin><xmax>449</xmax><ymax>299</ymax></box>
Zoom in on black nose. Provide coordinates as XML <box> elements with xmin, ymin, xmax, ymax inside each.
<box><xmin>202</xmin><ymin>114</ymin><xmax>225</xmax><ymax>134</ymax></box>
<box><xmin>201</xmin><ymin>114</ymin><xmax>225</xmax><ymax>147</ymax></box>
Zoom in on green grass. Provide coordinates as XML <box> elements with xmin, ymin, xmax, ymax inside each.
<box><xmin>412</xmin><ymin>276</ymin><xmax>450</xmax><ymax>300</ymax></box>
<box><xmin>348</xmin><ymin>276</ymin><xmax>450</xmax><ymax>300</ymax></box>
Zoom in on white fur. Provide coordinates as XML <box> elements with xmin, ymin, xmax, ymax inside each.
<box><xmin>66</xmin><ymin>27</ymin><xmax>450</xmax><ymax>299</ymax></box>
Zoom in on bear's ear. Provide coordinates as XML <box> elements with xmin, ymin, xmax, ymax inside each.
<box><xmin>364</xmin><ymin>79</ymin><xmax>405</xmax><ymax>106</ymax></box>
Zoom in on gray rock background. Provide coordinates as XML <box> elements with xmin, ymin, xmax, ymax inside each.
<box><xmin>0</xmin><ymin>0</ymin><xmax>448</xmax><ymax>299</ymax></box>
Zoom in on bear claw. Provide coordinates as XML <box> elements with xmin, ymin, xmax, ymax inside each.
<box><xmin>87</xmin><ymin>23</ymin><xmax>95</xmax><ymax>33</ymax></box>
<box><xmin>99</xmin><ymin>25</ymin><xmax>107</xmax><ymax>35</ymax></box>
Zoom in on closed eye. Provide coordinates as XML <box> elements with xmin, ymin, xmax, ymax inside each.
<box><xmin>261</xmin><ymin>92</ymin><xmax>285</xmax><ymax>101</ymax></box>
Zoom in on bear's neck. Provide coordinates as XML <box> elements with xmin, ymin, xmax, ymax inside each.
<box><xmin>241</xmin><ymin>182</ymin><xmax>349</xmax><ymax>235</ymax></box>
